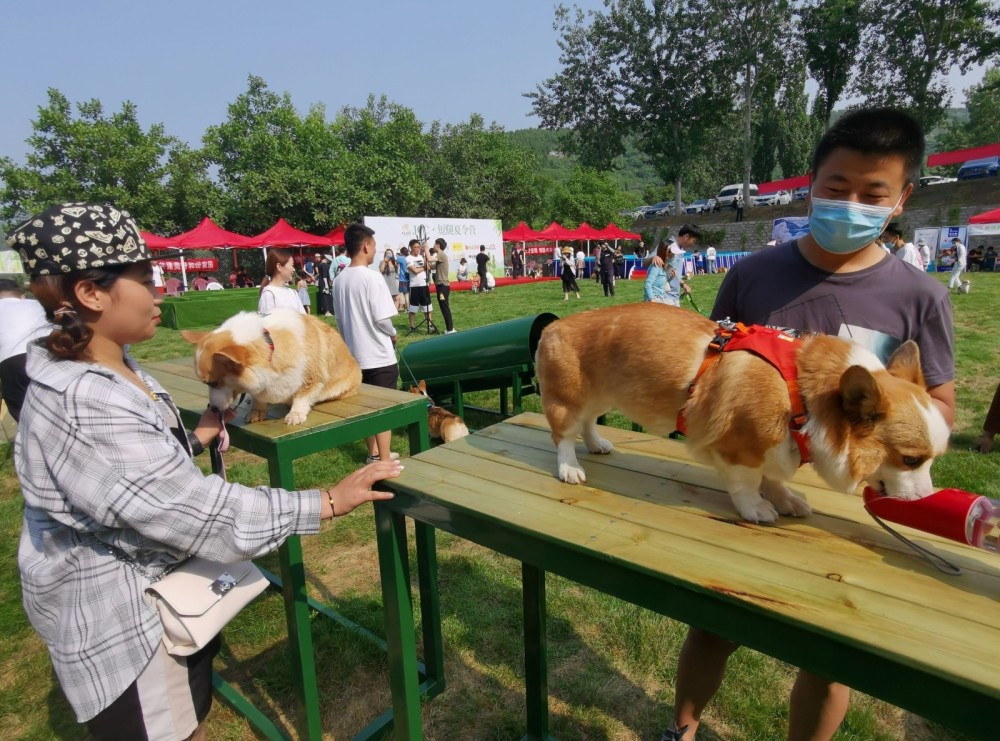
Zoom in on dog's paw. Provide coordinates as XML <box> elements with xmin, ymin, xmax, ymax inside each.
<box><xmin>284</xmin><ymin>410</ymin><xmax>308</xmax><ymax>425</ymax></box>
<box><xmin>247</xmin><ymin>410</ymin><xmax>267</xmax><ymax>423</ymax></box>
<box><xmin>587</xmin><ymin>437</ymin><xmax>614</xmax><ymax>455</ymax></box>
<box><xmin>733</xmin><ymin>497</ymin><xmax>780</xmax><ymax>524</ymax></box>
<box><xmin>762</xmin><ymin>485</ymin><xmax>812</xmax><ymax>517</ymax></box>
<box><xmin>558</xmin><ymin>463</ymin><xmax>587</xmax><ymax>484</ymax></box>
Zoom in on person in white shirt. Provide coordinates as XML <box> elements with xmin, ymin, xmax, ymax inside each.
<box><xmin>705</xmin><ymin>245</ymin><xmax>717</xmax><ymax>273</ymax></box>
<box><xmin>575</xmin><ymin>249</ymin><xmax>586</xmax><ymax>278</ymax></box>
<box><xmin>258</xmin><ymin>249</ymin><xmax>306</xmax><ymax>315</ymax></box>
<box><xmin>947</xmin><ymin>237</ymin><xmax>968</xmax><ymax>291</ymax></box>
<box><xmin>882</xmin><ymin>225</ymin><xmax>923</xmax><ymax>271</ymax></box>
<box><xmin>406</xmin><ymin>242</ymin><xmax>434</xmax><ymax>331</ymax></box>
<box><xmin>0</xmin><ymin>278</ymin><xmax>52</xmax><ymax>421</ymax></box>
<box><xmin>331</xmin><ymin>224</ymin><xmax>401</xmax><ymax>464</ymax></box>
<box><xmin>917</xmin><ymin>240</ymin><xmax>931</xmax><ymax>270</ymax></box>
<box><xmin>151</xmin><ymin>262</ymin><xmax>164</xmax><ymax>293</ymax></box>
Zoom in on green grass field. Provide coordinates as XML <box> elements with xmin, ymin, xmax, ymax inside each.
<box><xmin>1</xmin><ymin>270</ymin><xmax>997</xmax><ymax>740</ymax></box>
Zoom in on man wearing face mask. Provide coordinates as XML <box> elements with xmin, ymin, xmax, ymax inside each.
<box><xmin>661</xmin><ymin>108</ymin><xmax>954</xmax><ymax>741</ymax></box>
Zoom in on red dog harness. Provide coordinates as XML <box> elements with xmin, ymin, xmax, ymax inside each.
<box><xmin>677</xmin><ymin>321</ymin><xmax>811</xmax><ymax>464</ymax></box>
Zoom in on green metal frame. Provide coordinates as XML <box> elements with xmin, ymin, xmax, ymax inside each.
<box><xmin>173</xmin><ymin>397</ymin><xmax>445</xmax><ymax>740</ymax></box>
<box><xmin>376</xmin><ymin>490</ymin><xmax>998</xmax><ymax>740</ymax></box>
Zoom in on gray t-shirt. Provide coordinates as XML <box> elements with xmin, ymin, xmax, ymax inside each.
<box><xmin>710</xmin><ymin>240</ymin><xmax>954</xmax><ymax>387</ymax></box>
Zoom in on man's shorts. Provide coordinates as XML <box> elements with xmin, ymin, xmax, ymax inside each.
<box><xmin>408</xmin><ymin>285</ymin><xmax>432</xmax><ymax>313</ymax></box>
<box><xmin>361</xmin><ymin>363</ymin><xmax>400</xmax><ymax>390</ymax></box>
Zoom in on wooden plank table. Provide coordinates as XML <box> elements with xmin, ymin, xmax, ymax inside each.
<box><xmin>376</xmin><ymin>412</ymin><xmax>1000</xmax><ymax>740</ymax></box>
<box><xmin>145</xmin><ymin>358</ymin><xmax>445</xmax><ymax>741</ymax></box>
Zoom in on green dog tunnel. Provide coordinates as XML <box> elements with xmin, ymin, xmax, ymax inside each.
<box><xmin>398</xmin><ymin>313</ymin><xmax>559</xmax><ymax>417</ymax></box>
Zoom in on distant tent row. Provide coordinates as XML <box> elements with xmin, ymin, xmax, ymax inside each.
<box><xmin>141</xmin><ymin>218</ymin><xmax>346</xmax><ymax>251</ymax></box>
<box><xmin>501</xmin><ymin>221</ymin><xmax>641</xmax><ymax>242</ymax></box>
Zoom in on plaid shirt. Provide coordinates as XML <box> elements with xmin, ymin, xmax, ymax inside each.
<box><xmin>15</xmin><ymin>343</ymin><xmax>322</xmax><ymax>722</ymax></box>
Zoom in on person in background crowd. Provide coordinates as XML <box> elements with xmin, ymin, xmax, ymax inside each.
<box><xmin>918</xmin><ymin>241</ymin><xmax>932</xmax><ymax>269</ymax></box>
<box><xmin>948</xmin><ymin>236</ymin><xmax>967</xmax><ymax>292</ymax></box>
<box><xmin>333</xmin><ymin>245</ymin><xmax>351</xmax><ymax>279</ymax></box>
<box><xmin>476</xmin><ymin>245</ymin><xmax>491</xmax><ymax>293</ymax></box>
<box><xmin>576</xmin><ymin>246</ymin><xmax>586</xmax><ymax>279</ymax></box>
<box><xmin>642</xmin><ymin>242</ymin><xmax>671</xmax><ymax>304</ymax></box>
<box><xmin>0</xmin><ymin>278</ymin><xmax>51</xmax><ymax>422</ymax></box>
<box><xmin>428</xmin><ymin>238</ymin><xmax>456</xmax><ymax>333</ymax></box>
<box><xmin>379</xmin><ymin>248</ymin><xmax>400</xmax><ymax>308</ymax></box>
<box><xmin>734</xmin><ymin>193</ymin><xmax>745</xmax><ymax>223</ymax></box>
<box><xmin>316</xmin><ymin>253</ymin><xmax>333</xmax><ymax>317</ymax></box>
<box><xmin>613</xmin><ymin>245</ymin><xmax>626</xmax><ymax>279</ymax></box>
<box><xmin>296</xmin><ymin>271</ymin><xmax>311</xmax><ymax>313</ymax></box>
<box><xmin>456</xmin><ymin>257</ymin><xmax>470</xmax><ymax>282</ymax></box>
<box><xmin>705</xmin><ymin>245</ymin><xmax>717</xmax><ymax>273</ymax></box>
<box><xmin>303</xmin><ymin>254</ymin><xmax>316</xmax><ymax>283</ymax></box>
<box><xmin>151</xmin><ymin>261</ymin><xmax>165</xmax><ymax>294</ymax></box>
<box><xmin>693</xmin><ymin>249</ymin><xmax>705</xmax><ymax>275</ymax></box>
<box><xmin>8</xmin><ymin>202</ymin><xmax>403</xmax><ymax>741</ymax></box>
<box><xmin>635</xmin><ymin>241</ymin><xmax>647</xmax><ymax>260</ymax></box>
<box><xmin>968</xmin><ymin>246</ymin><xmax>984</xmax><ymax>270</ymax></box>
<box><xmin>511</xmin><ymin>245</ymin><xmax>524</xmax><ymax>278</ymax></box>
<box><xmin>560</xmin><ymin>247</ymin><xmax>581</xmax><ymax>300</ymax></box>
<box><xmin>883</xmin><ymin>224</ymin><xmax>924</xmax><ymax>270</ymax></box>
<box><xmin>407</xmin><ymin>241</ymin><xmax>434</xmax><ymax>329</ymax></box>
<box><xmin>397</xmin><ymin>244</ymin><xmax>411</xmax><ymax>312</ymax></box>
<box><xmin>598</xmin><ymin>242</ymin><xmax>616</xmax><ymax>297</ymax></box>
<box><xmin>258</xmin><ymin>248</ymin><xmax>304</xmax><ymax>315</ymax></box>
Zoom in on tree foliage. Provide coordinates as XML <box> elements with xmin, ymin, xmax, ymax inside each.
<box><xmin>800</xmin><ymin>0</ymin><xmax>865</xmax><ymax>128</ymax></box>
<box><xmin>935</xmin><ymin>66</ymin><xmax>1000</xmax><ymax>153</ymax></box>
<box><xmin>853</xmin><ymin>0</ymin><xmax>1000</xmax><ymax>133</ymax></box>
<box><xmin>545</xmin><ymin>167</ymin><xmax>639</xmax><ymax>228</ymax></box>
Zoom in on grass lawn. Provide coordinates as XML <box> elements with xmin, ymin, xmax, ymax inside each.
<box><xmin>1</xmin><ymin>270</ymin><xmax>997</xmax><ymax>740</ymax></box>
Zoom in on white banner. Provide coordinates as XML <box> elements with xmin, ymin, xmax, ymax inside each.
<box><xmin>968</xmin><ymin>222</ymin><xmax>1000</xmax><ymax>236</ymax></box>
<box><xmin>363</xmin><ymin>216</ymin><xmax>505</xmax><ymax>279</ymax></box>
<box><xmin>772</xmin><ymin>217</ymin><xmax>810</xmax><ymax>244</ymax></box>
<box><xmin>913</xmin><ymin>227</ymin><xmax>940</xmax><ymax>267</ymax></box>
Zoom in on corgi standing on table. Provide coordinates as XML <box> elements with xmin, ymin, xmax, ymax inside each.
<box><xmin>663</xmin><ymin>108</ymin><xmax>955</xmax><ymax>741</ymax></box>
<box><xmin>332</xmin><ymin>224</ymin><xmax>401</xmax><ymax>464</ymax></box>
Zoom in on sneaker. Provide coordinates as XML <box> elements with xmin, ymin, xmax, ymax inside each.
<box><xmin>659</xmin><ymin>724</ymin><xmax>689</xmax><ymax>741</ymax></box>
<box><xmin>366</xmin><ymin>452</ymin><xmax>401</xmax><ymax>464</ymax></box>
<box><xmin>446</xmin><ymin>329</ymin><xmax>457</xmax><ymax>334</ymax></box>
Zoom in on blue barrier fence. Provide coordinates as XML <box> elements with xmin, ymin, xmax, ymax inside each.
<box><xmin>550</xmin><ymin>251</ymin><xmax>752</xmax><ymax>279</ymax></box>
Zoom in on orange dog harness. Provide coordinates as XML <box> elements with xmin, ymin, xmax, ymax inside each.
<box><xmin>677</xmin><ymin>321</ymin><xmax>811</xmax><ymax>464</ymax></box>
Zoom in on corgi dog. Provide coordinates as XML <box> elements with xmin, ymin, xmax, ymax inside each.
<box><xmin>958</xmin><ymin>280</ymin><xmax>971</xmax><ymax>294</ymax></box>
<box><xmin>535</xmin><ymin>303</ymin><xmax>950</xmax><ymax>523</ymax></box>
<box><xmin>182</xmin><ymin>309</ymin><xmax>361</xmax><ymax>425</ymax></box>
<box><xmin>409</xmin><ymin>381</ymin><xmax>470</xmax><ymax>442</ymax></box>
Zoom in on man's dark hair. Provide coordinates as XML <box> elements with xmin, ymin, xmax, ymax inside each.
<box><xmin>344</xmin><ymin>223</ymin><xmax>375</xmax><ymax>257</ymax></box>
<box><xmin>0</xmin><ymin>277</ymin><xmax>24</xmax><ymax>295</ymax></box>
<box><xmin>408</xmin><ymin>239</ymin><xmax>419</xmax><ymax>248</ymax></box>
<box><xmin>812</xmin><ymin>108</ymin><xmax>925</xmax><ymax>185</ymax></box>
<box><xmin>678</xmin><ymin>223</ymin><xmax>702</xmax><ymax>240</ymax></box>
<box><xmin>479</xmin><ymin>245</ymin><xmax>486</xmax><ymax>251</ymax></box>
<box><xmin>883</xmin><ymin>223</ymin><xmax>903</xmax><ymax>238</ymax></box>
<box><xmin>434</xmin><ymin>237</ymin><xmax>446</xmax><ymax>250</ymax></box>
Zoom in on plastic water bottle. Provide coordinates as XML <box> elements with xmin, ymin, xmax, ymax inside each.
<box><xmin>863</xmin><ymin>487</ymin><xmax>1000</xmax><ymax>553</ymax></box>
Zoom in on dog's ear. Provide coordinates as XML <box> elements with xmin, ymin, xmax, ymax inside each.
<box><xmin>212</xmin><ymin>347</ymin><xmax>247</xmax><ymax>373</ymax></box>
<box><xmin>885</xmin><ymin>340</ymin><xmax>924</xmax><ymax>387</ymax></box>
<box><xmin>840</xmin><ymin>365</ymin><xmax>885</xmax><ymax>428</ymax></box>
<box><xmin>180</xmin><ymin>330</ymin><xmax>210</xmax><ymax>345</ymax></box>
<box><xmin>418</xmin><ymin>380</ymin><xmax>427</xmax><ymax>393</ymax></box>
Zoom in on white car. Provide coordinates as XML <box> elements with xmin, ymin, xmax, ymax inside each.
<box><xmin>919</xmin><ymin>175</ymin><xmax>956</xmax><ymax>187</ymax></box>
<box><xmin>753</xmin><ymin>190</ymin><xmax>792</xmax><ymax>207</ymax></box>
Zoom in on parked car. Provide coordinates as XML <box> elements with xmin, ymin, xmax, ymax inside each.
<box><xmin>957</xmin><ymin>156</ymin><xmax>1000</xmax><ymax>180</ymax></box>
<box><xmin>919</xmin><ymin>175</ymin><xmax>957</xmax><ymax>187</ymax></box>
<box><xmin>753</xmin><ymin>190</ymin><xmax>792</xmax><ymax>207</ymax></box>
<box><xmin>716</xmin><ymin>183</ymin><xmax>759</xmax><ymax>208</ymax></box>
<box><xmin>685</xmin><ymin>199</ymin><xmax>713</xmax><ymax>214</ymax></box>
<box><xmin>792</xmin><ymin>186</ymin><xmax>810</xmax><ymax>201</ymax></box>
<box><xmin>645</xmin><ymin>200</ymin><xmax>684</xmax><ymax>218</ymax></box>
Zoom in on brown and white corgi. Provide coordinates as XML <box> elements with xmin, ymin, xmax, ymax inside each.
<box><xmin>535</xmin><ymin>303</ymin><xmax>950</xmax><ymax>523</ymax></box>
<box><xmin>182</xmin><ymin>309</ymin><xmax>361</xmax><ymax>425</ymax></box>
<box><xmin>409</xmin><ymin>381</ymin><xmax>470</xmax><ymax>442</ymax></box>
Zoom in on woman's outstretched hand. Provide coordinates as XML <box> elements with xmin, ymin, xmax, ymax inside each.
<box><xmin>326</xmin><ymin>460</ymin><xmax>403</xmax><ymax>517</ymax></box>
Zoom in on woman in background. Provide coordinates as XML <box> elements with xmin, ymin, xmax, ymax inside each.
<box><xmin>258</xmin><ymin>248</ymin><xmax>304</xmax><ymax>315</ymax></box>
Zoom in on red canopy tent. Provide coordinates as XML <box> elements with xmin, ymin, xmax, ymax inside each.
<box><xmin>173</xmin><ymin>218</ymin><xmax>256</xmax><ymax>249</ymax></box>
<box><xmin>566</xmin><ymin>222</ymin><xmax>603</xmax><ymax>241</ymax></box>
<box><xmin>141</xmin><ymin>231</ymin><xmax>178</xmax><ymax>250</ymax></box>
<box><xmin>969</xmin><ymin>207</ymin><xmax>1000</xmax><ymax>223</ymax></box>
<box><xmin>758</xmin><ymin>174</ymin><xmax>810</xmax><ymax>194</ymax></box>
<box><xmin>325</xmin><ymin>226</ymin><xmax>346</xmax><ymax>246</ymax></box>
<box><xmin>502</xmin><ymin>221</ymin><xmax>545</xmax><ymax>241</ymax></box>
<box><xmin>595</xmin><ymin>223</ymin><xmax>641</xmax><ymax>241</ymax></box>
<box><xmin>247</xmin><ymin>218</ymin><xmax>334</xmax><ymax>248</ymax></box>
<box><xmin>927</xmin><ymin>143</ymin><xmax>1000</xmax><ymax>169</ymax></box>
<box><xmin>537</xmin><ymin>221</ymin><xmax>575</xmax><ymax>241</ymax></box>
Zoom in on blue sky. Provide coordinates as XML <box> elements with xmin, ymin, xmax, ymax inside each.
<box><xmin>0</xmin><ymin>0</ymin><xmax>987</xmax><ymax>164</ymax></box>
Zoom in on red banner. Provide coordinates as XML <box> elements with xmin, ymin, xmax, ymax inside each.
<box><xmin>526</xmin><ymin>245</ymin><xmax>557</xmax><ymax>256</ymax></box>
<box><xmin>156</xmin><ymin>257</ymin><xmax>218</xmax><ymax>272</ymax></box>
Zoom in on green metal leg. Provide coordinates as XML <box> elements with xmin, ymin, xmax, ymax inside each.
<box><xmin>415</xmin><ymin>523</ymin><xmax>445</xmax><ymax>690</ymax></box>
<box><xmin>270</xmin><ymin>456</ymin><xmax>323</xmax><ymax>741</ymax></box>
<box><xmin>513</xmin><ymin>373</ymin><xmax>524</xmax><ymax>416</ymax></box>
<box><xmin>522</xmin><ymin>563</ymin><xmax>550</xmax><ymax>741</ymax></box>
<box><xmin>500</xmin><ymin>383</ymin><xmax>509</xmax><ymax>416</ymax></box>
<box><xmin>453</xmin><ymin>380</ymin><xmax>464</xmax><ymax>419</ymax></box>
<box><xmin>376</xmin><ymin>505</ymin><xmax>424</xmax><ymax>740</ymax></box>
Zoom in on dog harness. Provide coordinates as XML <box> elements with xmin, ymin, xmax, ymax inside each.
<box><xmin>676</xmin><ymin>321</ymin><xmax>812</xmax><ymax>464</ymax></box>
<box><xmin>261</xmin><ymin>328</ymin><xmax>275</xmax><ymax>362</ymax></box>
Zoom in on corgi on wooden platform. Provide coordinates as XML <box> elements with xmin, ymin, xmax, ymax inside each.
<box><xmin>182</xmin><ymin>309</ymin><xmax>361</xmax><ymax>425</ymax></box>
<box><xmin>535</xmin><ymin>303</ymin><xmax>949</xmax><ymax>523</ymax></box>
<box><xmin>409</xmin><ymin>380</ymin><xmax>470</xmax><ymax>443</ymax></box>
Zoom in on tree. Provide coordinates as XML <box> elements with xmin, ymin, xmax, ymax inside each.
<box><xmin>545</xmin><ymin>167</ymin><xmax>639</xmax><ymax>227</ymax></box>
<box><xmin>423</xmin><ymin>115</ymin><xmax>541</xmax><ymax>226</ymax></box>
<box><xmin>936</xmin><ymin>66</ymin><xmax>1000</xmax><ymax>152</ymax></box>
<box><xmin>852</xmin><ymin>0</ymin><xmax>1000</xmax><ymax>133</ymax></box>
<box><xmin>203</xmin><ymin>75</ymin><xmax>352</xmax><ymax>234</ymax></box>
<box><xmin>529</xmin><ymin>0</ymin><xmax>732</xmax><ymax>216</ymax></box>
<box><xmin>800</xmin><ymin>0</ymin><xmax>865</xmax><ymax>128</ymax></box>
<box><xmin>0</xmin><ymin>89</ymin><xmax>182</xmax><ymax>227</ymax></box>
<box><xmin>775</xmin><ymin>60</ymin><xmax>815</xmax><ymax>178</ymax></box>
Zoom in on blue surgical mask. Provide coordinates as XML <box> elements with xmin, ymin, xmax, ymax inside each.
<box><xmin>808</xmin><ymin>192</ymin><xmax>902</xmax><ymax>254</ymax></box>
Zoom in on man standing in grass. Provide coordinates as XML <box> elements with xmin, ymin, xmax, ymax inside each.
<box><xmin>948</xmin><ymin>236</ymin><xmax>967</xmax><ymax>292</ymax></box>
<box><xmin>476</xmin><ymin>245</ymin><xmax>491</xmax><ymax>293</ymax></box>
<box><xmin>331</xmin><ymin>224</ymin><xmax>400</xmax><ymax>465</ymax></box>
<box><xmin>663</xmin><ymin>108</ymin><xmax>955</xmax><ymax>741</ymax></box>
